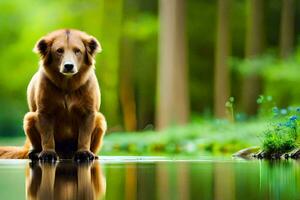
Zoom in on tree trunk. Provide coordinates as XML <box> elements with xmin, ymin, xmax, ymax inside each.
<box><xmin>241</xmin><ymin>0</ymin><xmax>265</xmax><ymax>115</ymax></box>
<box><xmin>214</xmin><ymin>0</ymin><xmax>231</xmax><ymax>118</ymax></box>
<box><xmin>156</xmin><ymin>0</ymin><xmax>189</xmax><ymax>130</ymax></box>
<box><xmin>120</xmin><ymin>37</ymin><xmax>137</xmax><ymax>131</ymax></box>
<box><xmin>280</xmin><ymin>0</ymin><xmax>294</xmax><ymax>58</ymax></box>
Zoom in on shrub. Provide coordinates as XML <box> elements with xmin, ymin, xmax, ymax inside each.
<box><xmin>262</xmin><ymin>113</ymin><xmax>299</xmax><ymax>154</ymax></box>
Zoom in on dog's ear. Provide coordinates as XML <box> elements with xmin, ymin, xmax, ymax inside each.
<box><xmin>83</xmin><ymin>36</ymin><xmax>102</xmax><ymax>56</ymax></box>
<box><xmin>33</xmin><ymin>37</ymin><xmax>53</xmax><ymax>65</ymax></box>
<box><xmin>82</xmin><ymin>34</ymin><xmax>101</xmax><ymax>65</ymax></box>
<box><xmin>33</xmin><ymin>37</ymin><xmax>52</xmax><ymax>57</ymax></box>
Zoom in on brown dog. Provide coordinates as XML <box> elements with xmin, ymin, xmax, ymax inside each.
<box><xmin>0</xmin><ymin>29</ymin><xmax>107</xmax><ymax>162</ymax></box>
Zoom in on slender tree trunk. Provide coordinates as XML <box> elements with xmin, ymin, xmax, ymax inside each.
<box><xmin>120</xmin><ymin>38</ymin><xmax>137</xmax><ymax>131</ymax></box>
<box><xmin>280</xmin><ymin>0</ymin><xmax>294</xmax><ymax>58</ymax></box>
<box><xmin>156</xmin><ymin>0</ymin><xmax>189</xmax><ymax>130</ymax></box>
<box><xmin>241</xmin><ymin>0</ymin><xmax>265</xmax><ymax>115</ymax></box>
<box><xmin>214</xmin><ymin>0</ymin><xmax>231</xmax><ymax>118</ymax></box>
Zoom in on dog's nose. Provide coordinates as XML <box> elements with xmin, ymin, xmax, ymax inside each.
<box><xmin>64</xmin><ymin>63</ymin><xmax>74</xmax><ymax>71</ymax></box>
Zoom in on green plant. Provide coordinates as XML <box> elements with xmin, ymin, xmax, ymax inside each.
<box><xmin>262</xmin><ymin>112</ymin><xmax>299</xmax><ymax>154</ymax></box>
<box><xmin>225</xmin><ymin>97</ymin><xmax>235</xmax><ymax>123</ymax></box>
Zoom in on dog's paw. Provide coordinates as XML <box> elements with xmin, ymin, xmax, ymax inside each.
<box><xmin>38</xmin><ymin>150</ymin><xmax>58</xmax><ymax>163</ymax></box>
<box><xmin>28</xmin><ymin>149</ymin><xmax>40</xmax><ymax>161</ymax></box>
<box><xmin>73</xmin><ymin>150</ymin><xmax>95</xmax><ymax>163</ymax></box>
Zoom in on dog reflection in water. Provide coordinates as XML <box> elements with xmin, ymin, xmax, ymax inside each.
<box><xmin>26</xmin><ymin>161</ymin><xmax>106</xmax><ymax>200</ymax></box>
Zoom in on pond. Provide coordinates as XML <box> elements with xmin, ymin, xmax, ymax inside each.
<box><xmin>0</xmin><ymin>156</ymin><xmax>299</xmax><ymax>200</ymax></box>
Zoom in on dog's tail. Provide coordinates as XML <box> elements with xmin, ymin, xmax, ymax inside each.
<box><xmin>0</xmin><ymin>138</ymin><xmax>30</xmax><ymax>159</ymax></box>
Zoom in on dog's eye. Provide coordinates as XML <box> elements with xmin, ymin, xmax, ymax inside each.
<box><xmin>56</xmin><ymin>48</ymin><xmax>64</xmax><ymax>54</ymax></box>
<box><xmin>74</xmin><ymin>48</ymin><xmax>81</xmax><ymax>55</ymax></box>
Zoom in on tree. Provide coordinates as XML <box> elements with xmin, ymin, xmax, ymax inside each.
<box><xmin>241</xmin><ymin>0</ymin><xmax>265</xmax><ymax>115</ymax></box>
<box><xmin>156</xmin><ymin>0</ymin><xmax>189</xmax><ymax>130</ymax></box>
<box><xmin>214</xmin><ymin>0</ymin><xmax>231</xmax><ymax>118</ymax></box>
<box><xmin>120</xmin><ymin>37</ymin><xmax>137</xmax><ymax>131</ymax></box>
<box><xmin>280</xmin><ymin>0</ymin><xmax>294</xmax><ymax>58</ymax></box>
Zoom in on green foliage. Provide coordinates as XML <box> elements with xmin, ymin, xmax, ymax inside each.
<box><xmin>256</xmin><ymin>95</ymin><xmax>276</xmax><ymax>118</ymax></box>
<box><xmin>123</xmin><ymin>13</ymin><xmax>157</xmax><ymax>40</ymax></box>
<box><xmin>262</xmin><ymin>51</ymin><xmax>300</xmax><ymax>107</ymax></box>
<box><xmin>261</xmin><ymin>108</ymin><xmax>299</xmax><ymax>154</ymax></box>
<box><xmin>230</xmin><ymin>54</ymin><xmax>275</xmax><ymax>76</ymax></box>
<box><xmin>231</xmin><ymin>48</ymin><xmax>300</xmax><ymax>109</ymax></box>
<box><xmin>101</xmin><ymin>120</ymin><xmax>266</xmax><ymax>155</ymax></box>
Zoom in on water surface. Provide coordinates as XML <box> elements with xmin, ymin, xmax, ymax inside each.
<box><xmin>0</xmin><ymin>156</ymin><xmax>299</xmax><ymax>200</ymax></box>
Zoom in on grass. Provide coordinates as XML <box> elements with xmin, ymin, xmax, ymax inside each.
<box><xmin>101</xmin><ymin>120</ymin><xmax>267</xmax><ymax>155</ymax></box>
<box><xmin>102</xmin><ymin>103</ymin><xmax>300</xmax><ymax>156</ymax></box>
<box><xmin>0</xmin><ymin>119</ymin><xmax>267</xmax><ymax>156</ymax></box>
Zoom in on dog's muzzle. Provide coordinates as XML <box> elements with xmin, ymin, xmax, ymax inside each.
<box><xmin>61</xmin><ymin>61</ymin><xmax>77</xmax><ymax>75</ymax></box>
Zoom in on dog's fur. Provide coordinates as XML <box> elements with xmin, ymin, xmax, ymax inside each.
<box><xmin>0</xmin><ymin>29</ymin><xmax>107</xmax><ymax>161</ymax></box>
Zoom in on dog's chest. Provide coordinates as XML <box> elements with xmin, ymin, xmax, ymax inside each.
<box><xmin>63</xmin><ymin>94</ymin><xmax>73</xmax><ymax>111</ymax></box>
<box><xmin>61</xmin><ymin>93</ymin><xmax>82</xmax><ymax>111</ymax></box>
<box><xmin>55</xmin><ymin>94</ymin><xmax>79</xmax><ymax>139</ymax></box>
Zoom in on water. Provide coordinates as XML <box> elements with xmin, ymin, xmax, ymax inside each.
<box><xmin>0</xmin><ymin>156</ymin><xmax>299</xmax><ymax>200</ymax></box>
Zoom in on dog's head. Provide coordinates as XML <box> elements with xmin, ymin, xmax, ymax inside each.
<box><xmin>34</xmin><ymin>29</ymin><xmax>101</xmax><ymax>77</ymax></box>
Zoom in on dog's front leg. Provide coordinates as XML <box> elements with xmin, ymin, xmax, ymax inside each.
<box><xmin>74</xmin><ymin>112</ymin><xmax>96</xmax><ymax>162</ymax></box>
<box><xmin>36</xmin><ymin>112</ymin><xmax>58</xmax><ymax>162</ymax></box>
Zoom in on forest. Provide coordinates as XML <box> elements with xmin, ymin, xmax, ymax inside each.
<box><xmin>0</xmin><ymin>0</ymin><xmax>300</xmax><ymax>155</ymax></box>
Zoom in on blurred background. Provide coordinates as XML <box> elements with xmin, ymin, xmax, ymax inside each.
<box><xmin>0</xmin><ymin>0</ymin><xmax>299</xmax><ymax>141</ymax></box>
